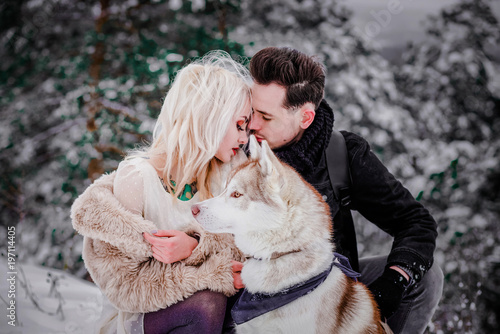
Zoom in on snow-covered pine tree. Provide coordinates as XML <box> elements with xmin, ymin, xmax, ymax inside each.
<box><xmin>0</xmin><ymin>0</ymin><xmax>246</xmax><ymax>274</ymax></box>
<box><xmin>395</xmin><ymin>0</ymin><xmax>500</xmax><ymax>331</ymax></box>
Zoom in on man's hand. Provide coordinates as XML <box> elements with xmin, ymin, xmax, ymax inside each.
<box><xmin>368</xmin><ymin>267</ymin><xmax>409</xmax><ymax>320</ymax></box>
<box><xmin>232</xmin><ymin>260</ymin><xmax>245</xmax><ymax>289</ymax></box>
<box><xmin>143</xmin><ymin>230</ymin><xmax>198</xmax><ymax>264</ymax></box>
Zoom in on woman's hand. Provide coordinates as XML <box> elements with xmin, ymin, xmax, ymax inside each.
<box><xmin>232</xmin><ymin>260</ymin><xmax>245</xmax><ymax>289</ymax></box>
<box><xmin>143</xmin><ymin>230</ymin><xmax>198</xmax><ymax>264</ymax></box>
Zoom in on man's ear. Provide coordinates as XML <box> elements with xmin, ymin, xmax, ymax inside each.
<box><xmin>300</xmin><ymin>108</ymin><xmax>316</xmax><ymax>130</ymax></box>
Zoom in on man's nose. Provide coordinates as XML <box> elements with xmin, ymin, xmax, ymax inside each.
<box><xmin>248</xmin><ymin>116</ymin><xmax>260</xmax><ymax>131</ymax></box>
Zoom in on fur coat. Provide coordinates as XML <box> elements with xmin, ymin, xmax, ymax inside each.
<box><xmin>71</xmin><ymin>171</ymin><xmax>244</xmax><ymax>314</ymax></box>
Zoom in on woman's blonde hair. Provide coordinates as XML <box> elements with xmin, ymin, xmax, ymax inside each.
<box><xmin>128</xmin><ymin>51</ymin><xmax>252</xmax><ymax>200</ymax></box>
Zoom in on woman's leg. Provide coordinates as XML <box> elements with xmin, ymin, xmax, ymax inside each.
<box><xmin>144</xmin><ymin>290</ymin><xmax>227</xmax><ymax>334</ymax></box>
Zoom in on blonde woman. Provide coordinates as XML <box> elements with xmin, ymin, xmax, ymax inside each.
<box><xmin>71</xmin><ymin>51</ymin><xmax>251</xmax><ymax>334</ymax></box>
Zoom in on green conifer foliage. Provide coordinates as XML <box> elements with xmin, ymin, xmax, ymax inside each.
<box><xmin>0</xmin><ymin>0</ymin><xmax>246</xmax><ymax>273</ymax></box>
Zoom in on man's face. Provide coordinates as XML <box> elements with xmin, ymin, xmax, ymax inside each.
<box><xmin>249</xmin><ymin>83</ymin><xmax>304</xmax><ymax>150</ymax></box>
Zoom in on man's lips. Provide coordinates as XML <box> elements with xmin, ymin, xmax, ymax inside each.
<box><xmin>254</xmin><ymin>136</ymin><xmax>263</xmax><ymax>142</ymax></box>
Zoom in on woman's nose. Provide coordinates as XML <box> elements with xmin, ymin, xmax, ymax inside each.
<box><xmin>239</xmin><ymin>132</ymin><xmax>248</xmax><ymax>145</ymax></box>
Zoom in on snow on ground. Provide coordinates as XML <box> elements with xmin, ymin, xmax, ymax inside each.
<box><xmin>1</xmin><ymin>259</ymin><xmax>102</xmax><ymax>334</ymax></box>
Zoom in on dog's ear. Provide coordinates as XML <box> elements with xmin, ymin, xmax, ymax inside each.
<box><xmin>248</xmin><ymin>135</ymin><xmax>261</xmax><ymax>160</ymax></box>
<box><xmin>260</xmin><ymin>140</ymin><xmax>288</xmax><ymax>193</ymax></box>
<box><xmin>260</xmin><ymin>140</ymin><xmax>281</xmax><ymax>175</ymax></box>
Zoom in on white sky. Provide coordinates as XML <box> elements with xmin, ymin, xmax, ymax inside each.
<box><xmin>340</xmin><ymin>0</ymin><xmax>500</xmax><ymax>47</ymax></box>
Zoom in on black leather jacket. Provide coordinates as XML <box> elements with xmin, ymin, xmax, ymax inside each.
<box><xmin>307</xmin><ymin>131</ymin><xmax>437</xmax><ymax>281</ymax></box>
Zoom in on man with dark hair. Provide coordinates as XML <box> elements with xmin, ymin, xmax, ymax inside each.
<box><xmin>247</xmin><ymin>46</ymin><xmax>443</xmax><ymax>334</ymax></box>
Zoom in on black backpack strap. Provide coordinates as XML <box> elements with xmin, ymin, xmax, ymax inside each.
<box><xmin>326</xmin><ymin>129</ymin><xmax>352</xmax><ymax>207</ymax></box>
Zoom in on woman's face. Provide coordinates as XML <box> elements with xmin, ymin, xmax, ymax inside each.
<box><xmin>215</xmin><ymin>100</ymin><xmax>252</xmax><ymax>163</ymax></box>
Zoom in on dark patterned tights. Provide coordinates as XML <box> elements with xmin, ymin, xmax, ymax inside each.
<box><xmin>144</xmin><ymin>290</ymin><xmax>227</xmax><ymax>334</ymax></box>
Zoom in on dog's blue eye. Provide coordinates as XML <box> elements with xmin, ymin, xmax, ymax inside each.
<box><xmin>231</xmin><ymin>191</ymin><xmax>242</xmax><ymax>198</ymax></box>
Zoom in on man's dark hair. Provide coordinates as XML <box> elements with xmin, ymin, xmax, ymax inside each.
<box><xmin>249</xmin><ymin>47</ymin><xmax>325</xmax><ymax>110</ymax></box>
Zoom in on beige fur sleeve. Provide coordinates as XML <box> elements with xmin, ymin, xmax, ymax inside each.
<box><xmin>71</xmin><ymin>172</ymin><xmax>243</xmax><ymax>312</ymax></box>
<box><xmin>83</xmin><ymin>237</ymin><xmax>238</xmax><ymax>313</ymax></box>
<box><xmin>71</xmin><ymin>172</ymin><xmax>244</xmax><ymax>262</ymax></box>
<box><xmin>71</xmin><ymin>172</ymin><xmax>154</xmax><ymax>259</ymax></box>
<box><xmin>184</xmin><ymin>229</ymin><xmax>245</xmax><ymax>266</ymax></box>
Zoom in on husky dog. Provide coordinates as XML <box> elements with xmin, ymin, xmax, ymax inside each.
<box><xmin>192</xmin><ymin>136</ymin><xmax>390</xmax><ymax>334</ymax></box>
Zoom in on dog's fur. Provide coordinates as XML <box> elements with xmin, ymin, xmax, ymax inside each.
<box><xmin>192</xmin><ymin>136</ymin><xmax>390</xmax><ymax>334</ymax></box>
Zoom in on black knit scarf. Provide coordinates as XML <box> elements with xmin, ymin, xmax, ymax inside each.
<box><xmin>274</xmin><ymin>100</ymin><xmax>335</xmax><ymax>177</ymax></box>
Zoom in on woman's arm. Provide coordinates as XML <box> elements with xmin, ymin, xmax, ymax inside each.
<box><xmin>83</xmin><ymin>236</ymin><xmax>237</xmax><ymax>313</ymax></box>
<box><xmin>71</xmin><ymin>172</ymin><xmax>155</xmax><ymax>259</ymax></box>
<box><xmin>71</xmin><ymin>172</ymin><xmax>243</xmax><ymax>312</ymax></box>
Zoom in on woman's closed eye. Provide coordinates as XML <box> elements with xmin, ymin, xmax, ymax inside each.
<box><xmin>237</xmin><ymin>119</ymin><xmax>248</xmax><ymax>131</ymax></box>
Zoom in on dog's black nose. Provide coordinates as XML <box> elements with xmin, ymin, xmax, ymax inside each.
<box><xmin>191</xmin><ymin>204</ymin><xmax>200</xmax><ymax>217</ymax></box>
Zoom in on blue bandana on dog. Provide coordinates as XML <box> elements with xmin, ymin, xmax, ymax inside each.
<box><xmin>231</xmin><ymin>252</ymin><xmax>360</xmax><ymax>325</ymax></box>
